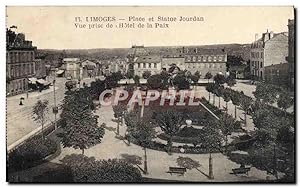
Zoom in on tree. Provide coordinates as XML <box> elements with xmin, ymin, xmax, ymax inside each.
<box><xmin>61</xmin><ymin>154</ymin><xmax>142</xmax><ymax>182</ymax></box>
<box><xmin>226</xmin><ymin>76</ymin><xmax>236</xmax><ymax>88</ymax></box>
<box><xmin>227</xmin><ymin>55</ymin><xmax>244</xmax><ymax>69</ymax></box>
<box><xmin>223</xmin><ymin>89</ymin><xmax>231</xmax><ymax>113</ymax></box>
<box><xmin>213</xmin><ymin>74</ymin><xmax>226</xmax><ymax>85</ymax></box>
<box><xmin>205</xmin><ymin>72</ymin><xmax>213</xmax><ymax>83</ymax></box>
<box><xmin>190</xmin><ymin>72</ymin><xmax>200</xmax><ymax>88</ymax></box>
<box><xmin>133</xmin><ymin>75</ymin><xmax>140</xmax><ymax>86</ymax></box>
<box><xmin>147</xmin><ymin>74</ymin><xmax>164</xmax><ymax>89</ymax></box>
<box><xmin>129</xmin><ymin>120</ymin><xmax>156</xmax><ymax>174</ymax></box>
<box><xmin>206</xmin><ymin>83</ymin><xmax>216</xmax><ymax>102</ymax></box>
<box><xmin>200</xmin><ymin>124</ymin><xmax>224</xmax><ymax>179</ymax></box>
<box><xmin>215</xmin><ymin>85</ymin><xmax>224</xmax><ymax>108</ymax></box>
<box><xmin>217</xmin><ymin>115</ymin><xmax>241</xmax><ymax>151</ymax></box>
<box><xmin>126</xmin><ymin>69</ymin><xmax>134</xmax><ymax>79</ymax></box>
<box><xmin>60</xmin><ymin>90</ymin><xmax>105</xmax><ymax>154</ymax></box>
<box><xmin>160</xmin><ymin>71</ymin><xmax>170</xmax><ymax>89</ymax></box>
<box><xmin>277</xmin><ymin>92</ymin><xmax>293</xmax><ymax>115</ymax></box>
<box><xmin>32</xmin><ymin>100</ymin><xmax>49</xmax><ymax>141</ymax></box>
<box><xmin>113</xmin><ymin>104</ymin><xmax>127</xmax><ymax>136</ymax></box>
<box><xmin>230</xmin><ymin>91</ymin><xmax>241</xmax><ymax>119</ymax></box>
<box><xmin>253</xmin><ymin>83</ymin><xmax>279</xmax><ymax>104</ymax></box>
<box><xmin>155</xmin><ymin>110</ymin><xmax>183</xmax><ymax>154</ymax></box>
<box><xmin>239</xmin><ymin>95</ymin><xmax>252</xmax><ymax>126</ymax></box>
<box><xmin>173</xmin><ymin>73</ymin><xmax>190</xmax><ymax>90</ymax></box>
<box><xmin>142</xmin><ymin>71</ymin><xmax>152</xmax><ymax>79</ymax></box>
<box><xmin>90</xmin><ymin>79</ymin><xmax>106</xmax><ymax>100</ymax></box>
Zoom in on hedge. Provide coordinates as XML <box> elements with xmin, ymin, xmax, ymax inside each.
<box><xmin>8</xmin><ymin>136</ymin><xmax>58</xmax><ymax>171</ymax></box>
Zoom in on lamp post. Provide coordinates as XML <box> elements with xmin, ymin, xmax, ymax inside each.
<box><xmin>53</xmin><ymin>71</ymin><xmax>58</xmax><ymax>130</ymax></box>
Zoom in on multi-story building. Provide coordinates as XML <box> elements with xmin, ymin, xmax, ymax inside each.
<box><xmin>63</xmin><ymin>58</ymin><xmax>81</xmax><ymax>79</ymax></box>
<box><xmin>161</xmin><ymin>54</ymin><xmax>185</xmax><ymax>72</ymax></box>
<box><xmin>133</xmin><ymin>55</ymin><xmax>162</xmax><ymax>77</ymax></box>
<box><xmin>81</xmin><ymin>59</ymin><xmax>97</xmax><ymax>78</ymax></box>
<box><xmin>34</xmin><ymin>58</ymin><xmax>47</xmax><ymax>79</ymax></box>
<box><xmin>264</xmin><ymin>63</ymin><xmax>289</xmax><ymax>87</ymax></box>
<box><xmin>182</xmin><ymin>47</ymin><xmax>227</xmax><ymax>76</ymax></box>
<box><xmin>287</xmin><ymin>19</ymin><xmax>295</xmax><ymax>90</ymax></box>
<box><xmin>6</xmin><ymin>28</ymin><xmax>37</xmax><ymax>96</ymax></box>
<box><xmin>250</xmin><ymin>30</ymin><xmax>288</xmax><ymax>80</ymax></box>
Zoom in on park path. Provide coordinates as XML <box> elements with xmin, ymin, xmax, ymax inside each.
<box><xmin>51</xmin><ymin>103</ymin><xmax>274</xmax><ymax>182</ymax></box>
<box><xmin>194</xmin><ymin>86</ymin><xmax>255</xmax><ymax>133</ymax></box>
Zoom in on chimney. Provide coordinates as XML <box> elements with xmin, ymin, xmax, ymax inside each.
<box><xmin>255</xmin><ymin>33</ymin><xmax>258</xmax><ymax>41</ymax></box>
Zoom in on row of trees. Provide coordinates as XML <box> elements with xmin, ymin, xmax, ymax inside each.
<box><xmin>250</xmin><ymin>83</ymin><xmax>294</xmax><ymax>181</ymax></box>
<box><xmin>207</xmin><ymin>78</ymin><xmax>295</xmax><ymax>181</ymax></box>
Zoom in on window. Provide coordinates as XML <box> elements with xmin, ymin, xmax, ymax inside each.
<box><xmin>213</xmin><ymin>56</ymin><xmax>217</xmax><ymax>62</ymax></box>
<box><xmin>208</xmin><ymin>56</ymin><xmax>212</xmax><ymax>62</ymax></box>
<box><xmin>218</xmin><ymin>56</ymin><xmax>223</xmax><ymax>61</ymax></box>
<box><xmin>149</xmin><ymin>63</ymin><xmax>152</xmax><ymax>68</ymax></box>
<box><xmin>10</xmin><ymin>66</ymin><xmax>14</xmax><ymax>77</ymax></box>
<box><xmin>261</xmin><ymin>52</ymin><xmax>263</xmax><ymax>58</ymax></box>
<box><xmin>31</xmin><ymin>63</ymin><xmax>34</xmax><ymax>74</ymax></box>
<box><xmin>260</xmin><ymin>62</ymin><xmax>263</xmax><ymax>68</ymax></box>
<box><xmin>203</xmin><ymin>56</ymin><xmax>207</xmax><ymax>62</ymax></box>
<box><xmin>138</xmin><ymin>63</ymin><xmax>140</xmax><ymax>68</ymax></box>
<box><xmin>154</xmin><ymin>63</ymin><xmax>157</xmax><ymax>68</ymax></box>
<box><xmin>143</xmin><ymin>63</ymin><xmax>146</xmax><ymax>68</ymax></box>
<box><xmin>198</xmin><ymin>56</ymin><xmax>202</xmax><ymax>62</ymax></box>
<box><xmin>192</xmin><ymin>56</ymin><xmax>197</xmax><ymax>62</ymax></box>
<box><xmin>22</xmin><ymin>64</ymin><xmax>26</xmax><ymax>76</ymax></box>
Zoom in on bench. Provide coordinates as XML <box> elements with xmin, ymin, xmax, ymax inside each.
<box><xmin>167</xmin><ymin>167</ymin><xmax>187</xmax><ymax>176</ymax></box>
<box><xmin>231</xmin><ymin>167</ymin><xmax>251</xmax><ymax>175</ymax></box>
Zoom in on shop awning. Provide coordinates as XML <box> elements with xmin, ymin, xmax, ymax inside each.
<box><xmin>56</xmin><ymin>70</ymin><xmax>65</xmax><ymax>75</ymax></box>
<box><xmin>37</xmin><ymin>79</ymin><xmax>51</xmax><ymax>86</ymax></box>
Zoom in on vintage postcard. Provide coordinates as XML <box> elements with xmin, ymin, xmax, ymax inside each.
<box><xmin>6</xmin><ymin>6</ymin><xmax>295</xmax><ymax>183</ymax></box>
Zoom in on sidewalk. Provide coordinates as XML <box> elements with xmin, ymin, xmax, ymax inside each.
<box><xmin>7</xmin><ymin>86</ymin><xmax>59</xmax><ymax>101</ymax></box>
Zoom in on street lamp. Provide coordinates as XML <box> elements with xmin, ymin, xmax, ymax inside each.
<box><xmin>53</xmin><ymin>72</ymin><xmax>58</xmax><ymax>130</ymax></box>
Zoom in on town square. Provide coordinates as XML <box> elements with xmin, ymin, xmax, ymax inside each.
<box><xmin>5</xmin><ymin>6</ymin><xmax>295</xmax><ymax>183</ymax></box>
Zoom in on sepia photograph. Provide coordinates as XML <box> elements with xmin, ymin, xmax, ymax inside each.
<box><xmin>5</xmin><ymin>6</ymin><xmax>295</xmax><ymax>183</ymax></box>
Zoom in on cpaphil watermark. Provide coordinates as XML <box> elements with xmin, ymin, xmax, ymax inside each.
<box><xmin>99</xmin><ymin>89</ymin><xmax>200</xmax><ymax>106</ymax></box>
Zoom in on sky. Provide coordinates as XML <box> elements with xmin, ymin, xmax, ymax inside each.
<box><xmin>6</xmin><ymin>6</ymin><xmax>294</xmax><ymax>49</ymax></box>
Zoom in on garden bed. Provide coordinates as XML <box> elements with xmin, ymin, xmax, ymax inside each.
<box><xmin>157</xmin><ymin>126</ymin><xmax>205</xmax><ymax>145</ymax></box>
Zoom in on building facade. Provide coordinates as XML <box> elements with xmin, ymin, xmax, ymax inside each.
<box><xmin>81</xmin><ymin>59</ymin><xmax>97</xmax><ymax>78</ymax></box>
<box><xmin>250</xmin><ymin>31</ymin><xmax>288</xmax><ymax>80</ymax></box>
<box><xmin>287</xmin><ymin>19</ymin><xmax>295</xmax><ymax>90</ymax></box>
<box><xmin>63</xmin><ymin>58</ymin><xmax>81</xmax><ymax>79</ymax></box>
<box><xmin>6</xmin><ymin>29</ymin><xmax>37</xmax><ymax>96</ymax></box>
<box><xmin>182</xmin><ymin>48</ymin><xmax>227</xmax><ymax>76</ymax></box>
<box><xmin>264</xmin><ymin>63</ymin><xmax>289</xmax><ymax>87</ymax></box>
<box><xmin>161</xmin><ymin>55</ymin><xmax>185</xmax><ymax>72</ymax></box>
<box><xmin>133</xmin><ymin>55</ymin><xmax>162</xmax><ymax>77</ymax></box>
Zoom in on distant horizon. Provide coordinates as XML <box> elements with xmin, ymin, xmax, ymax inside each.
<box><xmin>36</xmin><ymin>42</ymin><xmax>249</xmax><ymax>51</ymax></box>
